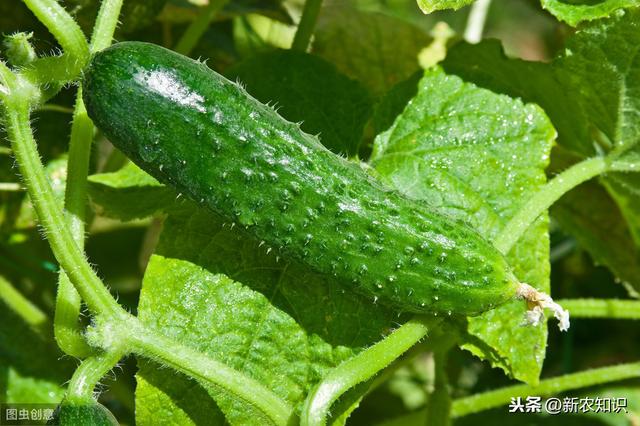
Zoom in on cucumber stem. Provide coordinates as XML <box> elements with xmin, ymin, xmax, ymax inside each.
<box><xmin>66</xmin><ymin>348</ymin><xmax>127</xmax><ymax>403</ymax></box>
<box><xmin>516</xmin><ymin>283</ymin><xmax>570</xmax><ymax>331</ymax></box>
<box><xmin>292</xmin><ymin>0</ymin><xmax>324</xmax><ymax>51</ymax></box>
<box><xmin>464</xmin><ymin>0</ymin><xmax>492</xmax><ymax>43</ymax></box>
<box><xmin>54</xmin><ymin>0</ymin><xmax>125</xmax><ymax>359</ymax></box>
<box><xmin>495</xmin><ymin>157</ymin><xmax>608</xmax><ymax>254</ymax></box>
<box><xmin>174</xmin><ymin>0</ymin><xmax>229</xmax><ymax>56</ymax></box>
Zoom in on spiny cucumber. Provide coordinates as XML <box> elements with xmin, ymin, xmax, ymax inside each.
<box><xmin>83</xmin><ymin>41</ymin><xmax>568</xmax><ymax>325</ymax></box>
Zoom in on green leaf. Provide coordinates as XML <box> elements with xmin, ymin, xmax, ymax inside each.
<box><xmin>136</xmin><ymin>360</ymin><xmax>227</xmax><ymax>426</ymax></box>
<box><xmin>313</xmin><ymin>3</ymin><xmax>430</xmax><ymax>95</ymax></box>
<box><xmin>371</xmin><ymin>68</ymin><xmax>555</xmax><ymax>384</ymax></box>
<box><xmin>416</xmin><ymin>0</ymin><xmax>473</xmax><ymax>14</ymax></box>
<box><xmin>441</xmin><ymin>10</ymin><xmax>640</xmax><ymax>290</ymax></box>
<box><xmin>540</xmin><ymin>0</ymin><xmax>639</xmax><ymax>26</ymax></box>
<box><xmin>1</xmin><ymin>301</ymin><xmax>71</xmax><ymax>404</ymax></box>
<box><xmin>87</xmin><ymin>163</ymin><xmax>176</xmax><ymax>221</ymax></box>
<box><xmin>555</xmin><ymin>8</ymin><xmax>640</xmax><ymax>155</ymax></box>
<box><xmin>135</xmin><ymin>203</ymin><xmax>398</xmax><ymax>424</ymax></box>
<box><xmin>443</xmin><ymin>8</ymin><xmax>640</xmax><ymax>155</ymax></box>
<box><xmin>158</xmin><ymin>0</ymin><xmax>292</xmax><ymax>25</ymax></box>
<box><xmin>371</xmin><ymin>71</ymin><xmax>422</xmax><ymax>137</ymax></box>
<box><xmin>552</xmin><ymin>179</ymin><xmax>640</xmax><ymax>296</ymax></box>
<box><xmin>227</xmin><ymin>50</ymin><xmax>373</xmax><ymax>156</ymax></box>
<box><xmin>601</xmin><ymin>170</ymin><xmax>640</xmax><ymax>246</ymax></box>
<box><xmin>441</xmin><ymin>40</ymin><xmax>591</xmax><ymax>156</ymax></box>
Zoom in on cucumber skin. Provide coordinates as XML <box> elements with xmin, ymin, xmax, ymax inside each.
<box><xmin>83</xmin><ymin>42</ymin><xmax>519</xmax><ymax>316</ymax></box>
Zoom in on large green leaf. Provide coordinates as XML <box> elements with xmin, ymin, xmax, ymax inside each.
<box><xmin>135</xmin><ymin>204</ymin><xmax>398</xmax><ymax>424</ymax></box>
<box><xmin>227</xmin><ymin>50</ymin><xmax>373</xmax><ymax>156</ymax></box>
<box><xmin>443</xmin><ymin>9</ymin><xmax>640</xmax><ymax>155</ymax></box>
<box><xmin>442</xmin><ymin>40</ymin><xmax>591</xmax><ymax>156</ymax></box>
<box><xmin>540</xmin><ymin>0</ymin><xmax>639</xmax><ymax>26</ymax></box>
<box><xmin>559</xmin><ymin>9</ymin><xmax>640</xmax><ymax>249</ymax></box>
<box><xmin>555</xmin><ymin>8</ymin><xmax>640</xmax><ymax>155</ymax></box>
<box><xmin>313</xmin><ymin>3</ymin><xmax>430</xmax><ymax>95</ymax></box>
<box><xmin>370</xmin><ymin>68</ymin><xmax>555</xmax><ymax>384</ymax></box>
<box><xmin>441</xmin><ymin>9</ymin><xmax>640</xmax><ymax>291</ymax></box>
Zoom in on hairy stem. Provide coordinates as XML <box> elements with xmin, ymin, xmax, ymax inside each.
<box><xmin>54</xmin><ymin>0</ymin><xmax>124</xmax><ymax>358</ymax></box>
<box><xmin>4</xmin><ymin>99</ymin><xmax>125</xmax><ymax>320</ymax></box>
<box><xmin>55</xmin><ymin>89</ymin><xmax>94</xmax><ymax>358</ymax></box>
<box><xmin>495</xmin><ymin>157</ymin><xmax>608</xmax><ymax>254</ymax></box>
<box><xmin>451</xmin><ymin>361</ymin><xmax>640</xmax><ymax>417</ymax></box>
<box><xmin>22</xmin><ymin>0</ymin><xmax>89</xmax><ymax>63</ymax></box>
<box><xmin>557</xmin><ymin>299</ymin><xmax>640</xmax><ymax>320</ymax></box>
<box><xmin>90</xmin><ymin>0</ymin><xmax>124</xmax><ymax>53</ymax></box>
<box><xmin>464</xmin><ymin>0</ymin><xmax>492</xmax><ymax>44</ymax></box>
<box><xmin>66</xmin><ymin>348</ymin><xmax>127</xmax><ymax>404</ymax></box>
<box><xmin>291</xmin><ymin>0</ymin><xmax>323</xmax><ymax>51</ymax></box>
<box><xmin>126</xmin><ymin>322</ymin><xmax>294</xmax><ymax>426</ymax></box>
<box><xmin>0</xmin><ymin>60</ymin><xmax>16</xmax><ymax>93</ymax></box>
<box><xmin>0</xmin><ymin>275</ymin><xmax>49</xmax><ymax>332</ymax></box>
<box><xmin>175</xmin><ymin>0</ymin><xmax>229</xmax><ymax>55</ymax></box>
<box><xmin>21</xmin><ymin>0</ymin><xmax>88</xmax><ymax>86</ymax></box>
<box><xmin>301</xmin><ymin>317</ymin><xmax>436</xmax><ymax>426</ymax></box>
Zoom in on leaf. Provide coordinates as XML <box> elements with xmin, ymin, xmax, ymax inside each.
<box><xmin>87</xmin><ymin>163</ymin><xmax>176</xmax><ymax>221</ymax></box>
<box><xmin>441</xmin><ymin>40</ymin><xmax>592</xmax><ymax>157</ymax></box>
<box><xmin>136</xmin><ymin>360</ymin><xmax>227</xmax><ymax>425</ymax></box>
<box><xmin>555</xmin><ymin>8</ymin><xmax>640</xmax><ymax>155</ymax></box>
<box><xmin>135</xmin><ymin>203</ymin><xmax>398</xmax><ymax>424</ymax></box>
<box><xmin>601</xmin><ymin>170</ymin><xmax>640</xmax><ymax>246</ymax></box>
<box><xmin>540</xmin><ymin>0</ymin><xmax>639</xmax><ymax>26</ymax></box>
<box><xmin>551</xmin><ymin>179</ymin><xmax>640</xmax><ymax>296</ymax></box>
<box><xmin>0</xmin><ymin>301</ymin><xmax>71</xmax><ymax>404</ymax></box>
<box><xmin>556</xmin><ymin>8</ymin><xmax>640</xmax><ymax>280</ymax></box>
<box><xmin>441</xmin><ymin>10</ymin><xmax>640</xmax><ymax>290</ymax></box>
<box><xmin>416</xmin><ymin>0</ymin><xmax>473</xmax><ymax>14</ymax></box>
<box><xmin>158</xmin><ymin>0</ymin><xmax>292</xmax><ymax>25</ymax></box>
<box><xmin>371</xmin><ymin>71</ymin><xmax>422</xmax><ymax>137</ymax></box>
<box><xmin>313</xmin><ymin>3</ymin><xmax>430</xmax><ymax>95</ymax></box>
<box><xmin>227</xmin><ymin>49</ymin><xmax>373</xmax><ymax>156</ymax></box>
<box><xmin>444</xmin><ymin>9</ymin><xmax>640</xmax><ymax>155</ymax></box>
<box><xmin>371</xmin><ymin>68</ymin><xmax>555</xmax><ymax>384</ymax></box>
<box><xmin>547</xmin><ymin>145</ymin><xmax>640</xmax><ymax>293</ymax></box>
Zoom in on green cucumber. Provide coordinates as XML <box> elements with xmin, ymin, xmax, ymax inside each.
<box><xmin>83</xmin><ymin>41</ymin><xmax>520</xmax><ymax>316</ymax></box>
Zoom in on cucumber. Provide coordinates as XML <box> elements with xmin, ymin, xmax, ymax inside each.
<box><xmin>83</xmin><ymin>41</ymin><xmax>520</xmax><ymax>316</ymax></box>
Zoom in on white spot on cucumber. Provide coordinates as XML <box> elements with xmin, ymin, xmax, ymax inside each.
<box><xmin>134</xmin><ymin>69</ymin><xmax>206</xmax><ymax>113</ymax></box>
